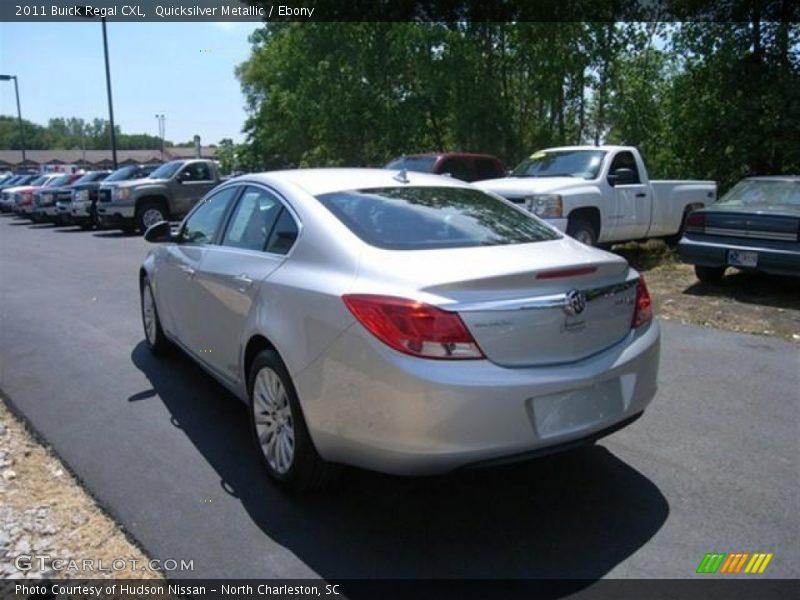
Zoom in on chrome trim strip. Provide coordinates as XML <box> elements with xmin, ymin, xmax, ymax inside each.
<box><xmin>704</xmin><ymin>227</ymin><xmax>797</xmax><ymax>241</ymax></box>
<box><xmin>454</xmin><ymin>279</ymin><xmax>637</xmax><ymax>312</ymax></box>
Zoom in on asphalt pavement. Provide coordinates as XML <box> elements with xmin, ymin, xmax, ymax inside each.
<box><xmin>0</xmin><ymin>215</ymin><xmax>797</xmax><ymax>583</ymax></box>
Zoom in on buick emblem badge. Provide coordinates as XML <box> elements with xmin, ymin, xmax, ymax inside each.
<box><xmin>564</xmin><ymin>289</ymin><xmax>586</xmax><ymax>316</ymax></box>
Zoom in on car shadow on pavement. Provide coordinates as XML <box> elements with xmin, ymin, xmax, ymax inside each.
<box><xmin>682</xmin><ymin>271</ymin><xmax>800</xmax><ymax>310</ymax></box>
<box><xmin>93</xmin><ymin>230</ymin><xmax>139</xmax><ymax>238</ymax></box>
<box><xmin>131</xmin><ymin>342</ymin><xmax>668</xmax><ymax>593</ymax></box>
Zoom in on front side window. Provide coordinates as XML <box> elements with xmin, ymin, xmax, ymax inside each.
<box><xmin>222</xmin><ymin>187</ymin><xmax>282</xmax><ymax>251</ymax></box>
<box><xmin>180</xmin><ymin>163</ymin><xmax>212</xmax><ymax>182</ymax></box>
<box><xmin>511</xmin><ymin>150</ymin><xmax>607</xmax><ymax>180</ymax></box>
<box><xmin>316</xmin><ymin>186</ymin><xmax>559</xmax><ymax>250</ymax></box>
<box><xmin>608</xmin><ymin>151</ymin><xmax>641</xmax><ymax>184</ymax></box>
<box><xmin>179</xmin><ymin>186</ymin><xmax>238</xmax><ymax>244</ymax></box>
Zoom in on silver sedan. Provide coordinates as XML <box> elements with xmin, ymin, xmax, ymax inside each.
<box><xmin>140</xmin><ymin>169</ymin><xmax>660</xmax><ymax>490</ymax></box>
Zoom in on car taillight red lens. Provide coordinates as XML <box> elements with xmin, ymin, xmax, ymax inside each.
<box><xmin>632</xmin><ymin>277</ymin><xmax>653</xmax><ymax>329</ymax></box>
<box><xmin>342</xmin><ymin>294</ymin><xmax>484</xmax><ymax>360</ymax></box>
<box><xmin>684</xmin><ymin>212</ymin><xmax>705</xmax><ymax>233</ymax></box>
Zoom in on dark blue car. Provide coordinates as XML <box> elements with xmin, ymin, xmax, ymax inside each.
<box><xmin>678</xmin><ymin>176</ymin><xmax>800</xmax><ymax>282</ymax></box>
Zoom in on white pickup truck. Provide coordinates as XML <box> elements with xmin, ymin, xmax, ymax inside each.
<box><xmin>475</xmin><ymin>145</ymin><xmax>717</xmax><ymax>246</ymax></box>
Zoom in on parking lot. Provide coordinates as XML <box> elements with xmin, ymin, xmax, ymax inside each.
<box><xmin>0</xmin><ymin>214</ymin><xmax>798</xmax><ymax>581</ymax></box>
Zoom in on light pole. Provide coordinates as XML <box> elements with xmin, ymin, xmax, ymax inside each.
<box><xmin>78</xmin><ymin>8</ymin><xmax>118</xmax><ymax>169</ymax></box>
<box><xmin>101</xmin><ymin>18</ymin><xmax>118</xmax><ymax>169</ymax></box>
<box><xmin>155</xmin><ymin>114</ymin><xmax>165</xmax><ymax>161</ymax></box>
<box><xmin>0</xmin><ymin>74</ymin><xmax>27</xmax><ymax>166</ymax></box>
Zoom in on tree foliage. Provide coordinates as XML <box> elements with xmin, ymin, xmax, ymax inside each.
<box><xmin>0</xmin><ymin>116</ymin><xmax>174</xmax><ymax>152</ymax></box>
<box><xmin>237</xmin><ymin>19</ymin><xmax>799</xmax><ymax>191</ymax></box>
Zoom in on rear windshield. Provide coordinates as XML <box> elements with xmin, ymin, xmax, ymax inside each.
<box><xmin>719</xmin><ymin>179</ymin><xmax>800</xmax><ymax>207</ymax></box>
<box><xmin>384</xmin><ymin>156</ymin><xmax>437</xmax><ymax>173</ymax></box>
<box><xmin>316</xmin><ymin>186</ymin><xmax>560</xmax><ymax>250</ymax></box>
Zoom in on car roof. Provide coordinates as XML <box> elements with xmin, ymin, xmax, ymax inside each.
<box><xmin>232</xmin><ymin>168</ymin><xmax>475</xmax><ymax>196</ymax></box>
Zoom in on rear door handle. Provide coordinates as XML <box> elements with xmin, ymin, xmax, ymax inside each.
<box><xmin>233</xmin><ymin>273</ymin><xmax>254</xmax><ymax>291</ymax></box>
<box><xmin>635</xmin><ymin>192</ymin><xmax>647</xmax><ymax>198</ymax></box>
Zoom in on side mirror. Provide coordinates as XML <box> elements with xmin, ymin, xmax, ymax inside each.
<box><xmin>144</xmin><ymin>220</ymin><xmax>173</xmax><ymax>243</ymax></box>
<box><xmin>608</xmin><ymin>167</ymin><xmax>637</xmax><ymax>186</ymax></box>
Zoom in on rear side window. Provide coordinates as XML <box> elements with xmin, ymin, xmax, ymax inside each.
<box><xmin>265</xmin><ymin>208</ymin><xmax>299</xmax><ymax>255</ymax></box>
<box><xmin>438</xmin><ymin>158</ymin><xmax>473</xmax><ymax>181</ymax></box>
<box><xmin>475</xmin><ymin>158</ymin><xmax>504</xmax><ymax>180</ymax></box>
<box><xmin>316</xmin><ymin>186</ymin><xmax>559</xmax><ymax>250</ymax></box>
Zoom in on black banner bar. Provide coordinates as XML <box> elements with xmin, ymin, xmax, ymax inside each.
<box><xmin>2</xmin><ymin>0</ymin><xmax>799</xmax><ymax>22</ymax></box>
<box><xmin>1</xmin><ymin>579</ymin><xmax>798</xmax><ymax>600</ymax></box>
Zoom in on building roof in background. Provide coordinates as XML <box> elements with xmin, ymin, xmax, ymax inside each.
<box><xmin>0</xmin><ymin>147</ymin><xmax>217</xmax><ymax>169</ymax></box>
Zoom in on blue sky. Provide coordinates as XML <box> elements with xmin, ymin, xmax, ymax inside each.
<box><xmin>0</xmin><ymin>22</ymin><xmax>263</xmax><ymax>144</ymax></box>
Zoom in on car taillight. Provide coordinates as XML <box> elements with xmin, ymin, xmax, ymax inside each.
<box><xmin>632</xmin><ymin>277</ymin><xmax>653</xmax><ymax>329</ymax></box>
<box><xmin>684</xmin><ymin>211</ymin><xmax>705</xmax><ymax>233</ymax></box>
<box><xmin>342</xmin><ymin>294</ymin><xmax>484</xmax><ymax>360</ymax></box>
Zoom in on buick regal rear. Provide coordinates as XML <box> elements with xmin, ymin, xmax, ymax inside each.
<box><xmin>140</xmin><ymin>169</ymin><xmax>660</xmax><ymax>490</ymax></box>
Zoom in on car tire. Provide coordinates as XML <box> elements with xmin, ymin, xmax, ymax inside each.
<box><xmin>136</xmin><ymin>201</ymin><xmax>168</xmax><ymax>234</ymax></box>
<box><xmin>248</xmin><ymin>349</ymin><xmax>336</xmax><ymax>492</ymax></box>
<box><xmin>140</xmin><ymin>276</ymin><xmax>170</xmax><ymax>354</ymax></box>
<box><xmin>694</xmin><ymin>265</ymin><xmax>726</xmax><ymax>283</ymax></box>
<box><xmin>567</xmin><ymin>218</ymin><xmax>598</xmax><ymax>247</ymax></box>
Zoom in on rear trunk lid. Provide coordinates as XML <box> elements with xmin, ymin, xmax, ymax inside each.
<box><xmin>358</xmin><ymin>238</ymin><xmax>638</xmax><ymax>367</ymax></box>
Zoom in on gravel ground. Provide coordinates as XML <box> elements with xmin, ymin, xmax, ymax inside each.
<box><xmin>0</xmin><ymin>397</ymin><xmax>160</xmax><ymax>580</ymax></box>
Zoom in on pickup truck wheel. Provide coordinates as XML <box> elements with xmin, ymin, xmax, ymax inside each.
<box><xmin>248</xmin><ymin>349</ymin><xmax>337</xmax><ymax>492</ymax></box>
<box><xmin>694</xmin><ymin>265</ymin><xmax>726</xmax><ymax>283</ymax></box>
<box><xmin>567</xmin><ymin>219</ymin><xmax>598</xmax><ymax>246</ymax></box>
<box><xmin>136</xmin><ymin>202</ymin><xmax>168</xmax><ymax>233</ymax></box>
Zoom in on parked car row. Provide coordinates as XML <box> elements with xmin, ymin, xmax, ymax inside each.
<box><xmin>1</xmin><ymin>158</ymin><xmax>221</xmax><ymax>232</ymax></box>
<box><xmin>4</xmin><ymin>148</ymin><xmax>797</xmax><ymax>283</ymax></box>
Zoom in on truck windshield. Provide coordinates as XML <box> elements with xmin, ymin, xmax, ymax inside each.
<box><xmin>511</xmin><ymin>150</ymin><xmax>606</xmax><ymax>179</ymax></box>
<box><xmin>47</xmin><ymin>175</ymin><xmax>70</xmax><ymax>187</ymax></box>
<box><xmin>384</xmin><ymin>156</ymin><xmax>437</xmax><ymax>173</ymax></box>
<box><xmin>149</xmin><ymin>161</ymin><xmax>183</xmax><ymax>180</ymax></box>
<box><xmin>104</xmin><ymin>166</ymin><xmax>136</xmax><ymax>182</ymax></box>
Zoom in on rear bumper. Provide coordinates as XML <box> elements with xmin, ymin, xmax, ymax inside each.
<box><xmin>679</xmin><ymin>236</ymin><xmax>800</xmax><ymax>277</ymax></box>
<box><xmin>296</xmin><ymin>319</ymin><xmax>660</xmax><ymax>475</ymax></box>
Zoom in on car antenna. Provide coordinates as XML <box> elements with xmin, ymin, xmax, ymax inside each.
<box><xmin>393</xmin><ymin>168</ymin><xmax>410</xmax><ymax>184</ymax></box>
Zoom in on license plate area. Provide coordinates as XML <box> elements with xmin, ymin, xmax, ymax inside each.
<box><xmin>528</xmin><ymin>378</ymin><xmax>626</xmax><ymax>439</ymax></box>
<box><xmin>728</xmin><ymin>249</ymin><xmax>758</xmax><ymax>268</ymax></box>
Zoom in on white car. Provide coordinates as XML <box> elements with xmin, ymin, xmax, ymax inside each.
<box><xmin>140</xmin><ymin>169</ymin><xmax>660</xmax><ymax>490</ymax></box>
<box><xmin>476</xmin><ymin>145</ymin><xmax>717</xmax><ymax>246</ymax></box>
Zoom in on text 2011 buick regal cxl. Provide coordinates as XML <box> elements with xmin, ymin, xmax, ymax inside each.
<box><xmin>139</xmin><ymin>169</ymin><xmax>660</xmax><ymax>490</ymax></box>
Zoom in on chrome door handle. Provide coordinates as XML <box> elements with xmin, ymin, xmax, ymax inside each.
<box><xmin>233</xmin><ymin>273</ymin><xmax>254</xmax><ymax>290</ymax></box>
<box><xmin>178</xmin><ymin>265</ymin><xmax>195</xmax><ymax>277</ymax></box>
